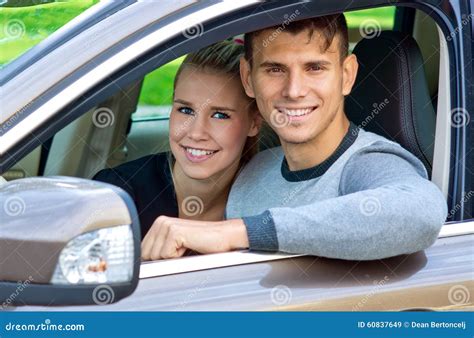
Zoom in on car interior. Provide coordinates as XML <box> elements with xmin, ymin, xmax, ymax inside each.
<box><xmin>2</xmin><ymin>6</ymin><xmax>449</xmax><ymax>200</ymax></box>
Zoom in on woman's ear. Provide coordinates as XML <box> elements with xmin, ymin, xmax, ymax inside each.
<box><xmin>240</xmin><ymin>56</ymin><xmax>256</xmax><ymax>98</ymax></box>
<box><xmin>247</xmin><ymin>109</ymin><xmax>262</xmax><ymax>138</ymax></box>
<box><xmin>342</xmin><ymin>54</ymin><xmax>359</xmax><ymax>96</ymax></box>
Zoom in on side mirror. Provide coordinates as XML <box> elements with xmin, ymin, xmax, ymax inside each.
<box><xmin>0</xmin><ymin>176</ymin><xmax>141</xmax><ymax>306</ymax></box>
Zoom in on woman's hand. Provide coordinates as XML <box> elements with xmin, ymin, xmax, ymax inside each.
<box><xmin>141</xmin><ymin>216</ymin><xmax>249</xmax><ymax>261</ymax></box>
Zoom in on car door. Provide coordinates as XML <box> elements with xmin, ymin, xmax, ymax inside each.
<box><xmin>1</xmin><ymin>0</ymin><xmax>473</xmax><ymax>311</ymax></box>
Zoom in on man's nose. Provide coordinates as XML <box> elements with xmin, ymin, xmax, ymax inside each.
<box><xmin>282</xmin><ymin>71</ymin><xmax>309</xmax><ymax>99</ymax></box>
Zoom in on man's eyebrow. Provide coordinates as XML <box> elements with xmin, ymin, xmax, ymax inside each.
<box><xmin>174</xmin><ymin>99</ymin><xmax>235</xmax><ymax>112</ymax></box>
<box><xmin>258</xmin><ymin>61</ymin><xmax>287</xmax><ymax>69</ymax></box>
<box><xmin>258</xmin><ymin>60</ymin><xmax>332</xmax><ymax>69</ymax></box>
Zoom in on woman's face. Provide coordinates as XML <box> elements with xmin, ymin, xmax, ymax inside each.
<box><xmin>169</xmin><ymin>67</ymin><xmax>260</xmax><ymax>180</ymax></box>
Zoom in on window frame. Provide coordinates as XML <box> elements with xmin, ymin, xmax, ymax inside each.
<box><xmin>0</xmin><ymin>1</ymin><xmax>472</xmax><ymax>276</ymax></box>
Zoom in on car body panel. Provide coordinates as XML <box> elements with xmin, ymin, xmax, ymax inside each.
<box><xmin>11</xmin><ymin>234</ymin><xmax>473</xmax><ymax>311</ymax></box>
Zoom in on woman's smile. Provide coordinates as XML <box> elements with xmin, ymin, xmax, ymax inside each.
<box><xmin>181</xmin><ymin>145</ymin><xmax>219</xmax><ymax>163</ymax></box>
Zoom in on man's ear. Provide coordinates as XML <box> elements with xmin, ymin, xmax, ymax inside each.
<box><xmin>247</xmin><ymin>110</ymin><xmax>262</xmax><ymax>137</ymax></box>
<box><xmin>342</xmin><ymin>54</ymin><xmax>359</xmax><ymax>96</ymax></box>
<box><xmin>240</xmin><ymin>56</ymin><xmax>256</xmax><ymax>98</ymax></box>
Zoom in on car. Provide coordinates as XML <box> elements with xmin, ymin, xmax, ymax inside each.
<box><xmin>0</xmin><ymin>0</ymin><xmax>473</xmax><ymax>311</ymax></box>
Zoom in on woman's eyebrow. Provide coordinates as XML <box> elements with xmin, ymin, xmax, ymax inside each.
<box><xmin>209</xmin><ymin>105</ymin><xmax>236</xmax><ymax>112</ymax></box>
<box><xmin>175</xmin><ymin>99</ymin><xmax>235</xmax><ymax>112</ymax></box>
<box><xmin>174</xmin><ymin>99</ymin><xmax>193</xmax><ymax>106</ymax></box>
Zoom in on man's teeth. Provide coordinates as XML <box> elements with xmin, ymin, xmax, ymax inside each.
<box><xmin>185</xmin><ymin>147</ymin><xmax>216</xmax><ymax>156</ymax></box>
<box><xmin>281</xmin><ymin>108</ymin><xmax>314</xmax><ymax>116</ymax></box>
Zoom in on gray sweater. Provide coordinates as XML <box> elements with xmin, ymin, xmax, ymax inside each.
<box><xmin>226</xmin><ymin>122</ymin><xmax>448</xmax><ymax>260</ymax></box>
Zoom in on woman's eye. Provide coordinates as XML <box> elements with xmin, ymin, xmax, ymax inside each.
<box><xmin>211</xmin><ymin>111</ymin><xmax>230</xmax><ymax>119</ymax></box>
<box><xmin>177</xmin><ymin>106</ymin><xmax>194</xmax><ymax>115</ymax></box>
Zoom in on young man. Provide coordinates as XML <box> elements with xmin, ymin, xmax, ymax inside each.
<box><xmin>141</xmin><ymin>15</ymin><xmax>447</xmax><ymax>261</ymax></box>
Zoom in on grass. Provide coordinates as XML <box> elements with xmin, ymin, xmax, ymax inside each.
<box><xmin>0</xmin><ymin>0</ymin><xmax>98</xmax><ymax>64</ymax></box>
<box><xmin>1</xmin><ymin>3</ymin><xmax>396</xmax><ymax>109</ymax></box>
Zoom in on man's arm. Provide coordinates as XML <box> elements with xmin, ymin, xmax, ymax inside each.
<box><xmin>241</xmin><ymin>142</ymin><xmax>448</xmax><ymax>260</ymax></box>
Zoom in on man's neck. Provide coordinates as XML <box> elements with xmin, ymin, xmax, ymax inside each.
<box><xmin>282</xmin><ymin>114</ymin><xmax>350</xmax><ymax>171</ymax></box>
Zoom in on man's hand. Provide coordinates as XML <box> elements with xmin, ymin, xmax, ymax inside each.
<box><xmin>141</xmin><ymin>216</ymin><xmax>249</xmax><ymax>261</ymax></box>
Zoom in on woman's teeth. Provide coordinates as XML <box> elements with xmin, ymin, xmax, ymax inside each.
<box><xmin>185</xmin><ymin>147</ymin><xmax>216</xmax><ymax>156</ymax></box>
<box><xmin>280</xmin><ymin>108</ymin><xmax>314</xmax><ymax>116</ymax></box>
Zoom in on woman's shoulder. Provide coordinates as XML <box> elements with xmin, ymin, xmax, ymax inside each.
<box><xmin>93</xmin><ymin>152</ymin><xmax>171</xmax><ymax>185</ymax></box>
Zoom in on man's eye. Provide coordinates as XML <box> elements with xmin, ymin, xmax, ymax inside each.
<box><xmin>309</xmin><ymin>65</ymin><xmax>323</xmax><ymax>71</ymax></box>
<box><xmin>267</xmin><ymin>67</ymin><xmax>283</xmax><ymax>73</ymax></box>
<box><xmin>211</xmin><ymin>111</ymin><xmax>230</xmax><ymax>119</ymax></box>
<box><xmin>178</xmin><ymin>107</ymin><xmax>194</xmax><ymax>115</ymax></box>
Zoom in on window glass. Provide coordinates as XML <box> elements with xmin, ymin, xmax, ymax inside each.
<box><xmin>0</xmin><ymin>0</ymin><xmax>98</xmax><ymax>67</ymax></box>
<box><xmin>133</xmin><ymin>7</ymin><xmax>397</xmax><ymax>120</ymax></box>
<box><xmin>345</xmin><ymin>7</ymin><xmax>396</xmax><ymax>50</ymax></box>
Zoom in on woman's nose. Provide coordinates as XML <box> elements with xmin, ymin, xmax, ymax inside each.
<box><xmin>187</xmin><ymin>115</ymin><xmax>209</xmax><ymax>141</ymax></box>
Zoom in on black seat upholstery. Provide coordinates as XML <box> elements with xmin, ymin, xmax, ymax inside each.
<box><xmin>346</xmin><ymin>31</ymin><xmax>436</xmax><ymax>176</ymax></box>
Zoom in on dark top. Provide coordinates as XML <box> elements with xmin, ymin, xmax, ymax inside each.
<box><xmin>93</xmin><ymin>152</ymin><xmax>178</xmax><ymax>239</ymax></box>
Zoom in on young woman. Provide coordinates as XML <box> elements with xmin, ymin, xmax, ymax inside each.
<box><xmin>93</xmin><ymin>40</ymin><xmax>261</xmax><ymax>258</ymax></box>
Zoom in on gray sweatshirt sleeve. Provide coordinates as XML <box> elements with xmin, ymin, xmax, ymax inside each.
<box><xmin>242</xmin><ymin>142</ymin><xmax>448</xmax><ymax>260</ymax></box>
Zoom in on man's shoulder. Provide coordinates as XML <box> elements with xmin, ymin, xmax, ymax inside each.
<box><xmin>244</xmin><ymin>146</ymin><xmax>284</xmax><ymax>170</ymax></box>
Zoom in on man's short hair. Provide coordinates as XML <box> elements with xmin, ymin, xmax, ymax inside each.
<box><xmin>244</xmin><ymin>14</ymin><xmax>348</xmax><ymax>65</ymax></box>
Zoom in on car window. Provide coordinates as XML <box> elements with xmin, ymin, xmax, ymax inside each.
<box><xmin>345</xmin><ymin>6</ymin><xmax>396</xmax><ymax>50</ymax></box>
<box><xmin>0</xmin><ymin>0</ymin><xmax>98</xmax><ymax>67</ymax></box>
<box><xmin>132</xmin><ymin>6</ymin><xmax>396</xmax><ymax>121</ymax></box>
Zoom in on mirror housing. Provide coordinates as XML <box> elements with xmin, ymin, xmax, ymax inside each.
<box><xmin>0</xmin><ymin>176</ymin><xmax>141</xmax><ymax>306</ymax></box>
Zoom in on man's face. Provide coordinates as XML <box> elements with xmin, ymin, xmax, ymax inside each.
<box><xmin>241</xmin><ymin>29</ymin><xmax>357</xmax><ymax>145</ymax></box>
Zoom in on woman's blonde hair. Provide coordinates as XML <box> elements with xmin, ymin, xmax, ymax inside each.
<box><xmin>172</xmin><ymin>40</ymin><xmax>259</xmax><ymax>167</ymax></box>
